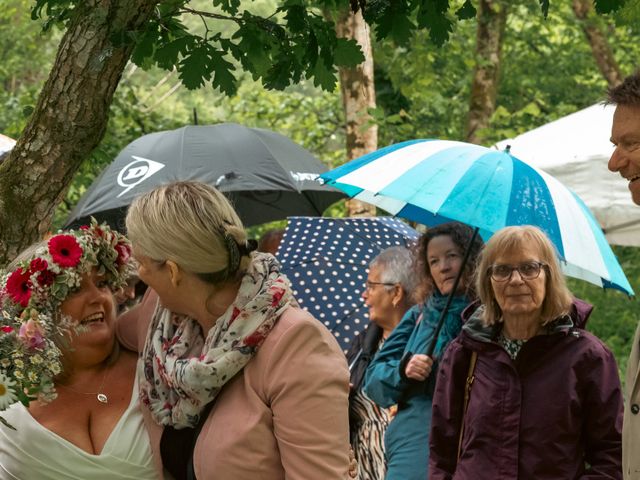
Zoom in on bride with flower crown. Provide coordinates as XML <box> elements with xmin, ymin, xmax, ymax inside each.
<box><xmin>0</xmin><ymin>222</ymin><xmax>161</xmax><ymax>479</ymax></box>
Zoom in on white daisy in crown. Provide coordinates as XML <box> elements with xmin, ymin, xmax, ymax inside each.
<box><xmin>0</xmin><ymin>372</ymin><xmax>17</xmax><ymax>411</ymax></box>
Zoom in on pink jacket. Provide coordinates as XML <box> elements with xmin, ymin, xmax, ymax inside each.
<box><xmin>118</xmin><ymin>289</ymin><xmax>351</xmax><ymax>479</ymax></box>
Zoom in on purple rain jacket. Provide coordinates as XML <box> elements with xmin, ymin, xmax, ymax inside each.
<box><xmin>429</xmin><ymin>299</ymin><xmax>623</xmax><ymax>480</ymax></box>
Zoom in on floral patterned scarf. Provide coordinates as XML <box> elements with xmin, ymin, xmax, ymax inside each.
<box><xmin>139</xmin><ymin>253</ymin><xmax>295</xmax><ymax>429</ymax></box>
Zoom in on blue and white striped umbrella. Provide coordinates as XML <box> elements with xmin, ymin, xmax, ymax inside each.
<box><xmin>320</xmin><ymin>139</ymin><xmax>633</xmax><ymax>296</ymax></box>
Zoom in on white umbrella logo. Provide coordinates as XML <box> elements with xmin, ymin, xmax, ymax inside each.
<box><xmin>116</xmin><ymin>156</ymin><xmax>165</xmax><ymax>198</ymax></box>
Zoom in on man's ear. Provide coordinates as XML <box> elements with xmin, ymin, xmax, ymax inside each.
<box><xmin>166</xmin><ymin>260</ymin><xmax>182</xmax><ymax>287</ymax></box>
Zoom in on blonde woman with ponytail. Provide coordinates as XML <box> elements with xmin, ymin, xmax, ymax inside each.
<box><xmin>118</xmin><ymin>181</ymin><xmax>351</xmax><ymax>480</ymax></box>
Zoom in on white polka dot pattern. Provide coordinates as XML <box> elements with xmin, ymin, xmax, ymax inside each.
<box><xmin>276</xmin><ymin>217</ymin><xmax>420</xmax><ymax>353</ymax></box>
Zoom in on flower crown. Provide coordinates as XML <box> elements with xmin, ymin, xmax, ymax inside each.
<box><xmin>0</xmin><ymin>220</ymin><xmax>132</xmax><ymax>417</ymax></box>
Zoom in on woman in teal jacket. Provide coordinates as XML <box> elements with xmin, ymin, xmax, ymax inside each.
<box><xmin>363</xmin><ymin>222</ymin><xmax>482</xmax><ymax>480</ymax></box>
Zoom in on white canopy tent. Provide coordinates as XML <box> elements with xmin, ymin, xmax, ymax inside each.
<box><xmin>0</xmin><ymin>133</ymin><xmax>15</xmax><ymax>157</ymax></box>
<box><xmin>495</xmin><ymin>102</ymin><xmax>640</xmax><ymax>247</ymax></box>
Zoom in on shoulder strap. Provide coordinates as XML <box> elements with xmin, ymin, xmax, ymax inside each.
<box><xmin>457</xmin><ymin>350</ymin><xmax>477</xmax><ymax>461</ymax></box>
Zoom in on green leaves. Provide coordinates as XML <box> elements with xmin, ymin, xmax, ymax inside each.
<box><xmin>593</xmin><ymin>0</ymin><xmax>625</xmax><ymax>13</ymax></box>
<box><xmin>31</xmin><ymin>0</ymin><xmax>74</xmax><ymax>27</ymax></box>
<box><xmin>154</xmin><ymin>36</ymin><xmax>192</xmax><ymax>71</ymax></box>
<box><xmin>178</xmin><ymin>44</ymin><xmax>214</xmax><ymax>90</ymax></box>
<box><xmin>456</xmin><ymin>0</ymin><xmax>477</xmax><ymax>20</ymax></box>
<box><xmin>539</xmin><ymin>0</ymin><xmax>550</xmax><ymax>17</ymax></box>
<box><xmin>27</xmin><ymin>0</ymin><xmax>628</xmax><ymax>101</ymax></box>
<box><xmin>213</xmin><ymin>0</ymin><xmax>242</xmax><ymax>15</ymax></box>
<box><xmin>364</xmin><ymin>1</ymin><xmax>415</xmax><ymax>45</ymax></box>
<box><xmin>312</xmin><ymin>58</ymin><xmax>338</xmax><ymax>90</ymax></box>
<box><xmin>416</xmin><ymin>0</ymin><xmax>455</xmax><ymax>46</ymax></box>
<box><xmin>534</xmin><ymin>0</ymin><xmax>625</xmax><ymax>19</ymax></box>
<box><xmin>362</xmin><ymin>0</ymin><xmax>477</xmax><ymax>46</ymax></box>
<box><xmin>130</xmin><ymin>26</ymin><xmax>159</xmax><ymax>68</ymax></box>
<box><xmin>211</xmin><ymin>51</ymin><xmax>237</xmax><ymax>96</ymax></box>
<box><xmin>121</xmin><ymin>2</ymin><xmax>367</xmax><ymax>95</ymax></box>
<box><xmin>178</xmin><ymin>43</ymin><xmax>237</xmax><ymax>95</ymax></box>
<box><xmin>283</xmin><ymin>4</ymin><xmax>308</xmax><ymax>33</ymax></box>
<box><xmin>334</xmin><ymin>38</ymin><xmax>365</xmax><ymax>67</ymax></box>
<box><xmin>234</xmin><ymin>20</ymin><xmax>278</xmax><ymax>77</ymax></box>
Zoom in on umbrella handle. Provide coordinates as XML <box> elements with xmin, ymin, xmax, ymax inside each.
<box><xmin>424</xmin><ymin>227</ymin><xmax>480</xmax><ymax>357</ymax></box>
<box><xmin>348</xmin><ymin>350</ymin><xmax>362</xmax><ymax>372</ymax></box>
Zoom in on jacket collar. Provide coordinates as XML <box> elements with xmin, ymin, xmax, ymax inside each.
<box><xmin>461</xmin><ymin>305</ymin><xmax>499</xmax><ymax>344</ymax></box>
<box><xmin>460</xmin><ymin>300</ymin><xmax>586</xmax><ymax>346</ymax></box>
<box><xmin>570</xmin><ymin>297</ymin><xmax>593</xmax><ymax>328</ymax></box>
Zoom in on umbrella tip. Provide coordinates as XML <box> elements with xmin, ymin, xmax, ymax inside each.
<box><xmin>504</xmin><ymin>144</ymin><xmax>511</xmax><ymax>154</ymax></box>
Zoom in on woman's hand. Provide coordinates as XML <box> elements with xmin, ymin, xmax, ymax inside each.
<box><xmin>348</xmin><ymin>447</ymin><xmax>358</xmax><ymax>478</ymax></box>
<box><xmin>404</xmin><ymin>354</ymin><xmax>433</xmax><ymax>381</ymax></box>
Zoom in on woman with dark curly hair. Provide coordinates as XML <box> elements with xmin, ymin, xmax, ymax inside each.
<box><xmin>362</xmin><ymin>222</ymin><xmax>483</xmax><ymax>480</ymax></box>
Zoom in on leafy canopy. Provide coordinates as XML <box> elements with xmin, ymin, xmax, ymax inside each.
<box><xmin>32</xmin><ymin>0</ymin><xmax>369</xmax><ymax>94</ymax></box>
<box><xmin>29</xmin><ymin>0</ymin><xmax>623</xmax><ymax>95</ymax></box>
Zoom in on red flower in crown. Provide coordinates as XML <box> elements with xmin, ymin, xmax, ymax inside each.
<box><xmin>37</xmin><ymin>269</ymin><xmax>56</xmax><ymax>287</ymax></box>
<box><xmin>115</xmin><ymin>242</ymin><xmax>132</xmax><ymax>265</ymax></box>
<box><xmin>5</xmin><ymin>268</ymin><xmax>32</xmax><ymax>307</ymax></box>
<box><xmin>29</xmin><ymin>258</ymin><xmax>48</xmax><ymax>272</ymax></box>
<box><xmin>48</xmin><ymin>234</ymin><xmax>83</xmax><ymax>267</ymax></box>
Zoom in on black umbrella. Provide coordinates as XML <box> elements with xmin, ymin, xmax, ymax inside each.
<box><xmin>65</xmin><ymin>124</ymin><xmax>345</xmax><ymax>230</ymax></box>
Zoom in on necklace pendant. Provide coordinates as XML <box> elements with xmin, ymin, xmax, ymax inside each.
<box><xmin>97</xmin><ymin>393</ymin><xmax>108</xmax><ymax>404</ymax></box>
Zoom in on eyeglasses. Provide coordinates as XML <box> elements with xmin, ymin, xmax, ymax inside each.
<box><xmin>488</xmin><ymin>262</ymin><xmax>547</xmax><ymax>282</ymax></box>
<box><xmin>365</xmin><ymin>281</ymin><xmax>396</xmax><ymax>291</ymax></box>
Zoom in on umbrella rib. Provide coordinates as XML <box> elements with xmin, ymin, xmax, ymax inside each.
<box><xmin>301</xmin><ymin>190</ymin><xmax>323</xmax><ymax>215</ymax></box>
<box><xmin>449</xmin><ymin>163</ymin><xmax>506</xmax><ymax>230</ymax></box>
<box><xmin>179</xmin><ymin>126</ymin><xmax>186</xmax><ymax>171</ymax></box>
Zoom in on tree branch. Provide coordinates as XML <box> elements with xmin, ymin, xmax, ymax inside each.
<box><xmin>178</xmin><ymin>7</ymin><xmax>243</xmax><ymax>25</ymax></box>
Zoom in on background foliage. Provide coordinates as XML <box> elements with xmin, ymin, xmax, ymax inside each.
<box><xmin>2</xmin><ymin>0</ymin><xmax>640</xmax><ymax>377</ymax></box>
<box><xmin>569</xmin><ymin>247</ymin><xmax>640</xmax><ymax>379</ymax></box>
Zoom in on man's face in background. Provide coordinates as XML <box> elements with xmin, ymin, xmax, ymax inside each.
<box><xmin>609</xmin><ymin>104</ymin><xmax>640</xmax><ymax>205</ymax></box>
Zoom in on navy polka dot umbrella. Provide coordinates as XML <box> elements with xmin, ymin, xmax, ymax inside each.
<box><xmin>276</xmin><ymin>216</ymin><xmax>420</xmax><ymax>353</ymax></box>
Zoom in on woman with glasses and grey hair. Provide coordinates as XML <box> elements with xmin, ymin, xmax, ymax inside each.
<box><xmin>363</xmin><ymin>222</ymin><xmax>483</xmax><ymax>480</ymax></box>
<box><xmin>429</xmin><ymin>225</ymin><xmax>623</xmax><ymax>479</ymax></box>
<box><xmin>347</xmin><ymin>246</ymin><xmax>417</xmax><ymax>480</ymax></box>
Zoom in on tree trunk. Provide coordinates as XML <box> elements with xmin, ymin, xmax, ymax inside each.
<box><xmin>0</xmin><ymin>0</ymin><xmax>159</xmax><ymax>265</ymax></box>
<box><xmin>572</xmin><ymin>0</ymin><xmax>622</xmax><ymax>88</ymax></box>
<box><xmin>465</xmin><ymin>0</ymin><xmax>508</xmax><ymax>145</ymax></box>
<box><xmin>335</xmin><ymin>7</ymin><xmax>377</xmax><ymax>217</ymax></box>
